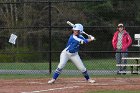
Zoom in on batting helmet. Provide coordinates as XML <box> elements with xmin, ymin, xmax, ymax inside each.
<box><xmin>72</xmin><ymin>23</ymin><xmax>84</xmax><ymax>33</ymax></box>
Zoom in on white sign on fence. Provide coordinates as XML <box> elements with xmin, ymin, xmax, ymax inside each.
<box><xmin>8</xmin><ymin>34</ymin><xmax>17</xmax><ymax>44</ymax></box>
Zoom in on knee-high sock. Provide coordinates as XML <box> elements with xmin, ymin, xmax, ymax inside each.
<box><xmin>82</xmin><ymin>70</ymin><xmax>90</xmax><ymax>80</ymax></box>
<box><xmin>53</xmin><ymin>68</ymin><xmax>62</xmax><ymax>80</ymax></box>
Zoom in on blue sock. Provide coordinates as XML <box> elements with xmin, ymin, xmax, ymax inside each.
<box><xmin>53</xmin><ymin>72</ymin><xmax>60</xmax><ymax>80</ymax></box>
<box><xmin>82</xmin><ymin>70</ymin><xmax>90</xmax><ymax>80</ymax></box>
<box><xmin>52</xmin><ymin>68</ymin><xmax>62</xmax><ymax>80</ymax></box>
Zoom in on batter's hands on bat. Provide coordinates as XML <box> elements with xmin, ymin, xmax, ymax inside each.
<box><xmin>88</xmin><ymin>35</ymin><xmax>95</xmax><ymax>40</ymax></box>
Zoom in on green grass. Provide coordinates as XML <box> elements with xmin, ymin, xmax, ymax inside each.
<box><xmin>0</xmin><ymin>59</ymin><xmax>116</xmax><ymax>70</ymax></box>
<box><xmin>0</xmin><ymin>63</ymin><xmax>49</xmax><ymax>70</ymax></box>
<box><xmin>86</xmin><ymin>90</ymin><xmax>140</xmax><ymax>93</ymax></box>
<box><xmin>0</xmin><ymin>74</ymin><xmax>51</xmax><ymax>79</ymax></box>
<box><xmin>84</xmin><ymin>59</ymin><xmax>116</xmax><ymax>70</ymax></box>
<box><xmin>0</xmin><ymin>58</ymin><xmax>139</xmax><ymax>79</ymax></box>
<box><xmin>0</xmin><ymin>58</ymin><xmax>137</xmax><ymax>71</ymax></box>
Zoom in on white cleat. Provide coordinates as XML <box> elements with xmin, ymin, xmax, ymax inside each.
<box><xmin>88</xmin><ymin>79</ymin><xmax>96</xmax><ymax>83</ymax></box>
<box><xmin>48</xmin><ymin>79</ymin><xmax>55</xmax><ymax>84</ymax></box>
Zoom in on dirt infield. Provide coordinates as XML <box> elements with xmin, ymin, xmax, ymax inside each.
<box><xmin>0</xmin><ymin>77</ymin><xmax>140</xmax><ymax>93</ymax></box>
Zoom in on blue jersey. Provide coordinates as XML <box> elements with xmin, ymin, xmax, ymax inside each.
<box><xmin>66</xmin><ymin>34</ymin><xmax>88</xmax><ymax>53</ymax></box>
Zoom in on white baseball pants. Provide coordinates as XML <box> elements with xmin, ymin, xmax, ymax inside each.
<box><xmin>57</xmin><ymin>48</ymin><xmax>86</xmax><ymax>72</ymax></box>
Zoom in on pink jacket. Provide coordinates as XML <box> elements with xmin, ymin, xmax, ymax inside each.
<box><xmin>112</xmin><ymin>30</ymin><xmax>132</xmax><ymax>52</ymax></box>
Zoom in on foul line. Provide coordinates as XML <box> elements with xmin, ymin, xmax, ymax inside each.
<box><xmin>21</xmin><ymin>86</ymin><xmax>79</xmax><ymax>93</ymax></box>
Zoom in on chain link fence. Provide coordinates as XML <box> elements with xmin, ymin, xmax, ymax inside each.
<box><xmin>0</xmin><ymin>0</ymin><xmax>140</xmax><ymax>75</ymax></box>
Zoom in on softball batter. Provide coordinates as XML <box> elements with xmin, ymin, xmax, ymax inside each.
<box><xmin>48</xmin><ymin>23</ymin><xmax>95</xmax><ymax>84</ymax></box>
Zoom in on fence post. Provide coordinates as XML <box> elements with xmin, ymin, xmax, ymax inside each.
<box><xmin>48</xmin><ymin>1</ymin><xmax>52</xmax><ymax>74</ymax></box>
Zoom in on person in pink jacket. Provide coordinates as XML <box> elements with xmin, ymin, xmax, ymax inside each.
<box><xmin>112</xmin><ymin>23</ymin><xmax>132</xmax><ymax>75</ymax></box>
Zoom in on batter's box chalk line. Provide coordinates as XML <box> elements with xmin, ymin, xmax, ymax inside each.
<box><xmin>21</xmin><ymin>86</ymin><xmax>79</xmax><ymax>93</ymax></box>
<box><xmin>69</xmin><ymin>80</ymin><xmax>86</xmax><ymax>83</ymax></box>
<box><xmin>90</xmin><ymin>83</ymin><xmax>109</xmax><ymax>86</ymax></box>
<box><xmin>28</xmin><ymin>82</ymin><xmax>47</xmax><ymax>84</ymax></box>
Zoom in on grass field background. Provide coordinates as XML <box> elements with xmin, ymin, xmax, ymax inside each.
<box><xmin>0</xmin><ymin>59</ymin><xmax>119</xmax><ymax>70</ymax></box>
<box><xmin>0</xmin><ymin>58</ymin><xmax>137</xmax><ymax>70</ymax></box>
<box><xmin>0</xmin><ymin>58</ymin><xmax>139</xmax><ymax>79</ymax></box>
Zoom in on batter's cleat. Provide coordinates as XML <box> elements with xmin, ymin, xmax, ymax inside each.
<box><xmin>48</xmin><ymin>79</ymin><xmax>55</xmax><ymax>84</ymax></box>
<box><xmin>88</xmin><ymin>79</ymin><xmax>96</xmax><ymax>83</ymax></box>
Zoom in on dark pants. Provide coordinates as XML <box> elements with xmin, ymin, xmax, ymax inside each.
<box><xmin>115</xmin><ymin>49</ymin><xmax>128</xmax><ymax>73</ymax></box>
